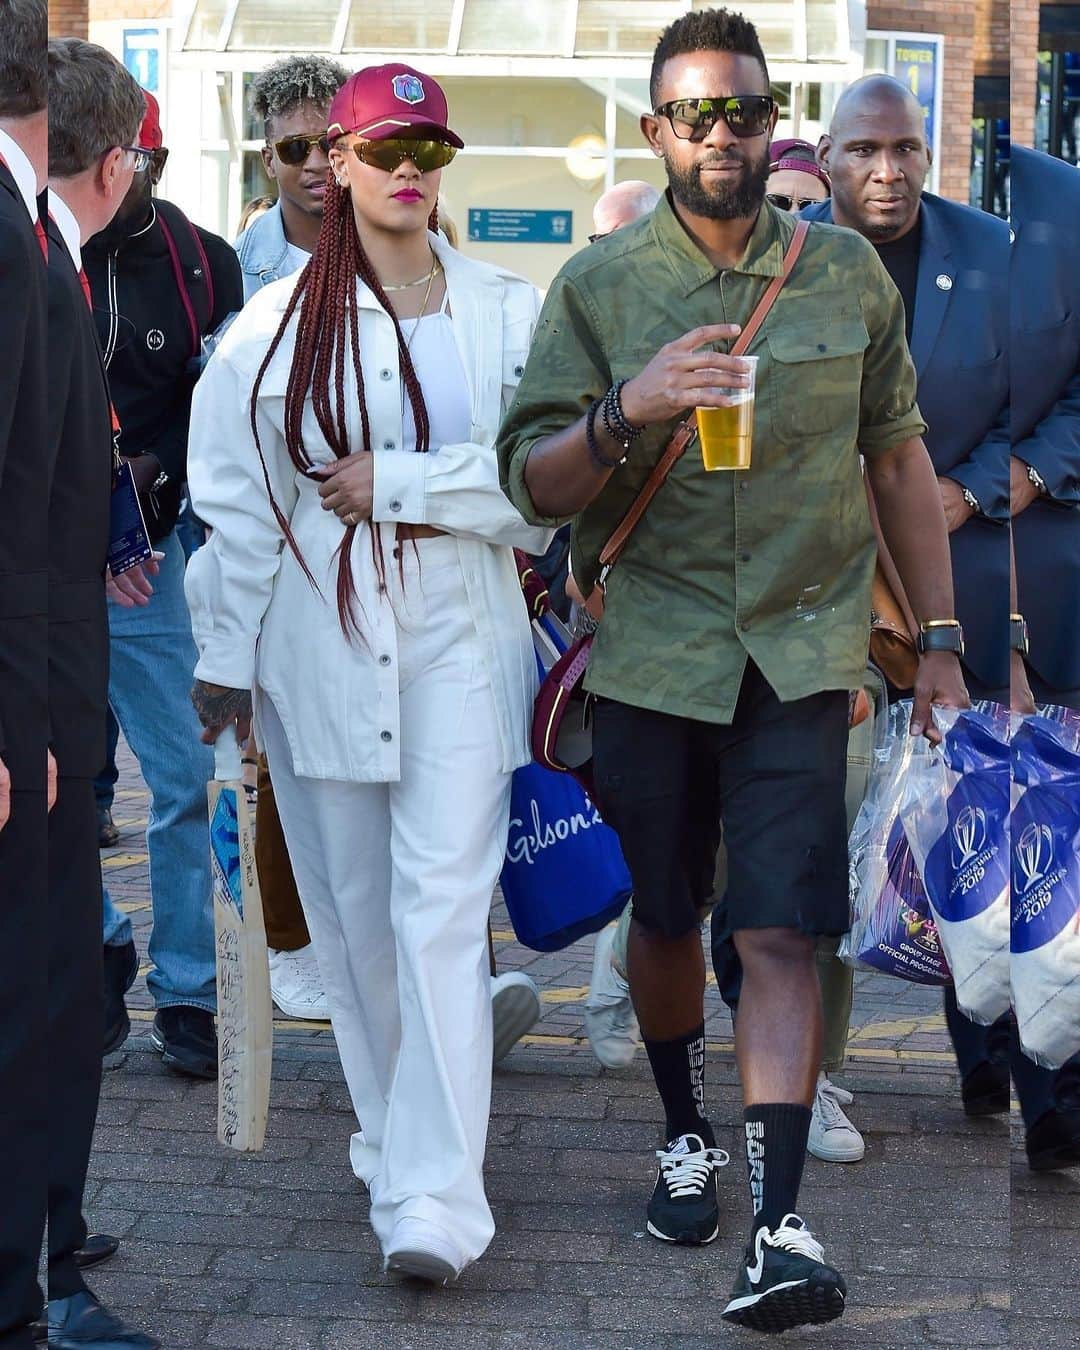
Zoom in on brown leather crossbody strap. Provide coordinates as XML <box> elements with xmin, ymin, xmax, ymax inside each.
<box><xmin>597</xmin><ymin>218</ymin><xmax>810</xmax><ymax>572</ymax></box>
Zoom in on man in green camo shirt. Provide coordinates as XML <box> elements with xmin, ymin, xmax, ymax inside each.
<box><xmin>497</xmin><ymin>8</ymin><xmax>969</xmax><ymax>1334</ymax></box>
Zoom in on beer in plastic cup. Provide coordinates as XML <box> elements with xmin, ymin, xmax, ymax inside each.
<box><xmin>696</xmin><ymin>355</ymin><xmax>758</xmax><ymax>471</ymax></box>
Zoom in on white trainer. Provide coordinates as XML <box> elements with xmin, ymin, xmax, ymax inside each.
<box><xmin>268</xmin><ymin>943</ymin><xmax>331</xmax><ymax>1021</ymax></box>
<box><xmin>583</xmin><ymin>925</ymin><xmax>639</xmax><ymax>1069</ymax></box>
<box><xmin>491</xmin><ymin>971</ymin><xmax>541</xmax><ymax>1063</ymax></box>
<box><xmin>808</xmin><ymin>1072</ymin><xmax>865</xmax><ymax>1162</ymax></box>
<box><xmin>385</xmin><ymin>1217</ymin><xmax>461</xmax><ymax>1285</ymax></box>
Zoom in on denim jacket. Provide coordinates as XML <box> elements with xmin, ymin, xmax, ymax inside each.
<box><xmin>235</xmin><ymin>201</ymin><xmax>294</xmax><ymax>301</ymax></box>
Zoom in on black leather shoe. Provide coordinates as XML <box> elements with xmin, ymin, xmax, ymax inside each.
<box><xmin>97</xmin><ymin>805</ymin><xmax>120</xmax><ymax>849</ymax></box>
<box><xmin>75</xmin><ymin>1233</ymin><xmax>121</xmax><ymax>1270</ymax></box>
<box><xmin>150</xmin><ymin>1006</ymin><xmax>217</xmax><ymax>1079</ymax></box>
<box><xmin>47</xmin><ymin>1291</ymin><xmax>159</xmax><ymax>1348</ymax></box>
<box><xmin>1026</xmin><ymin>1106</ymin><xmax>1080</xmax><ymax>1172</ymax></box>
<box><xmin>104</xmin><ymin>942</ymin><xmax>139</xmax><ymax>1057</ymax></box>
<box><xmin>961</xmin><ymin>1060</ymin><xmax>1010</xmax><ymax>1116</ymax></box>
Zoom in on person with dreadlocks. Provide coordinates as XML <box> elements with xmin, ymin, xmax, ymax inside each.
<box><xmin>184</xmin><ymin>64</ymin><xmax>552</xmax><ymax>1284</ymax></box>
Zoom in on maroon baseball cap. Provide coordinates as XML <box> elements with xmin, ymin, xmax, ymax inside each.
<box><xmin>768</xmin><ymin>137</ymin><xmax>829</xmax><ymax>188</ymax></box>
<box><xmin>138</xmin><ymin>90</ymin><xmax>163</xmax><ymax>151</ymax></box>
<box><xmin>326</xmin><ymin>64</ymin><xmax>464</xmax><ymax>149</ymax></box>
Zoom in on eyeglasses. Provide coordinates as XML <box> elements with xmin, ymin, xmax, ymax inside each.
<box><xmin>587</xmin><ymin>231</ymin><xmax>608</xmax><ymax>243</ymax></box>
<box><xmin>766</xmin><ymin>192</ymin><xmax>821</xmax><ymax>212</ymax></box>
<box><xmin>347</xmin><ymin>138</ymin><xmax>458</xmax><ymax>173</ymax></box>
<box><xmin>122</xmin><ymin>145</ymin><xmax>154</xmax><ymax>173</ymax></box>
<box><xmin>653</xmin><ymin>96</ymin><xmax>776</xmax><ymax>142</ymax></box>
<box><xmin>271</xmin><ymin>133</ymin><xmax>331</xmax><ymax>166</ymax></box>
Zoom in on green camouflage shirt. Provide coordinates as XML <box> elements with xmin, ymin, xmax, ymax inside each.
<box><xmin>497</xmin><ymin>193</ymin><xmax>926</xmax><ymax>722</ymax></box>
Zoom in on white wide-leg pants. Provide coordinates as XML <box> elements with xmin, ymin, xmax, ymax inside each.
<box><xmin>259</xmin><ymin>538</ymin><xmax>512</xmax><ymax>1268</ymax></box>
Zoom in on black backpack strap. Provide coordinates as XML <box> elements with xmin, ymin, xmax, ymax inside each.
<box><xmin>155</xmin><ymin>197</ymin><xmax>213</xmax><ymax>363</ymax></box>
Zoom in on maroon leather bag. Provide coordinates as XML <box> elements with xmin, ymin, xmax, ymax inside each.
<box><xmin>532</xmin><ymin>221</ymin><xmax>811</xmax><ymax>784</ymax></box>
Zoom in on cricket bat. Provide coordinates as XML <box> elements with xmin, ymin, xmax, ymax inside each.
<box><xmin>208</xmin><ymin>725</ymin><xmax>272</xmax><ymax>1151</ymax></box>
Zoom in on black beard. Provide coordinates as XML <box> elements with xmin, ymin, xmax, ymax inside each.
<box><xmin>666</xmin><ymin>147</ymin><xmax>770</xmax><ymax>220</ymax></box>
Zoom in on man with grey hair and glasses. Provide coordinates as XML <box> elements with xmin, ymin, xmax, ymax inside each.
<box><xmin>43</xmin><ymin>35</ymin><xmax>159</xmax><ymax>1350</ymax></box>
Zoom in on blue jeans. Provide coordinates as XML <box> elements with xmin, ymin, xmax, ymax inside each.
<box><xmin>101</xmin><ymin>530</ymin><xmax>216</xmax><ymax>1013</ymax></box>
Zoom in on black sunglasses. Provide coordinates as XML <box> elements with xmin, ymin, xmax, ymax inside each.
<box><xmin>347</xmin><ymin>138</ymin><xmax>458</xmax><ymax>173</ymax></box>
<box><xmin>766</xmin><ymin>192</ymin><xmax>821</xmax><ymax>212</ymax></box>
<box><xmin>121</xmin><ymin>145</ymin><xmax>154</xmax><ymax>173</ymax></box>
<box><xmin>653</xmin><ymin>95</ymin><xmax>776</xmax><ymax>142</ymax></box>
<box><xmin>587</xmin><ymin>231</ymin><xmax>608</xmax><ymax>243</ymax></box>
<box><xmin>271</xmin><ymin>133</ymin><xmax>330</xmax><ymax>166</ymax></box>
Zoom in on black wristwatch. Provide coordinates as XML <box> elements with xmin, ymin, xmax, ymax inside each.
<box><xmin>1010</xmin><ymin>613</ymin><xmax>1030</xmax><ymax>657</ymax></box>
<box><xmin>917</xmin><ymin>619</ymin><xmax>965</xmax><ymax>656</ymax></box>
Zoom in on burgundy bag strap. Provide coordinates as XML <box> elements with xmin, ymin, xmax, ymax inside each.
<box><xmin>597</xmin><ymin>218</ymin><xmax>809</xmax><ymax>573</ymax></box>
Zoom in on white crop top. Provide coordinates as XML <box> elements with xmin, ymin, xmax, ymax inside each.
<box><xmin>397</xmin><ymin>295</ymin><xmax>472</xmax><ymax>456</ymax></box>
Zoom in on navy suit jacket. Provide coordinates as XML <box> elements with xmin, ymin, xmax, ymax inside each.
<box><xmin>1010</xmin><ymin>147</ymin><xmax>1080</xmax><ymax>696</ymax></box>
<box><xmin>802</xmin><ymin>193</ymin><xmax>1010</xmax><ymax>691</ymax></box>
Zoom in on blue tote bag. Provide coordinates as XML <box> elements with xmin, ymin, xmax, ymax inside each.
<box><xmin>499</xmin><ymin>616</ymin><xmax>632</xmax><ymax>952</ymax></box>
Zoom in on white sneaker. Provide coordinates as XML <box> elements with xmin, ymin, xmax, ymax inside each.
<box><xmin>268</xmin><ymin>944</ymin><xmax>331</xmax><ymax>1021</ymax></box>
<box><xmin>583</xmin><ymin>925</ymin><xmax>639</xmax><ymax>1069</ymax></box>
<box><xmin>491</xmin><ymin>971</ymin><xmax>541</xmax><ymax>1063</ymax></box>
<box><xmin>385</xmin><ymin>1216</ymin><xmax>461</xmax><ymax>1285</ymax></box>
<box><xmin>808</xmin><ymin>1073</ymin><xmax>865</xmax><ymax>1162</ymax></box>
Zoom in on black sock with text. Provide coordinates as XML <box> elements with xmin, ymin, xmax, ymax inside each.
<box><xmin>743</xmin><ymin>1102</ymin><xmax>812</xmax><ymax>1237</ymax></box>
<box><xmin>643</xmin><ymin>1023</ymin><xmax>715</xmax><ymax>1148</ymax></box>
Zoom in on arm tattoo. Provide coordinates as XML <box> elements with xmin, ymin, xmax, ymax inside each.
<box><xmin>191</xmin><ymin>681</ymin><xmax>252</xmax><ymax>730</ymax></box>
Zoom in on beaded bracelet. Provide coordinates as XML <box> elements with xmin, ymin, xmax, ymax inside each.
<box><xmin>585</xmin><ymin>397</ymin><xmax>627</xmax><ymax>471</ymax></box>
<box><xmin>602</xmin><ymin>379</ymin><xmax>646</xmax><ymax>447</ymax></box>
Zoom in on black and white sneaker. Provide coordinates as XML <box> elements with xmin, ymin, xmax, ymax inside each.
<box><xmin>646</xmin><ymin>1132</ymin><xmax>729</xmax><ymax>1245</ymax></box>
<box><xmin>722</xmin><ymin>1213</ymin><xmax>846</xmax><ymax>1333</ymax></box>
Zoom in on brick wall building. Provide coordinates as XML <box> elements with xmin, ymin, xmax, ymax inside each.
<box><xmin>49</xmin><ymin>0</ymin><xmax>89</xmax><ymax>37</ymax></box>
<box><xmin>1011</xmin><ymin>0</ymin><xmax>1042</xmax><ymax>146</ymax></box>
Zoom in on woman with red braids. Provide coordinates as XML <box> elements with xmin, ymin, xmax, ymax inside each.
<box><xmin>183</xmin><ymin>64</ymin><xmax>552</xmax><ymax>1283</ymax></box>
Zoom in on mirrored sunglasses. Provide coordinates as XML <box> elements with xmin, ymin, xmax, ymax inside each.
<box><xmin>654</xmin><ymin>96</ymin><xmax>776</xmax><ymax>142</ymax></box>
<box><xmin>766</xmin><ymin>192</ymin><xmax>821</xmax><ymax>212</ymax></box>
<box><xmin>272</xmin><ymin>133</ymin><xmax>331</xmax><ymax>166</ymax></box>
<box><xmin>349</xmin><ymin>138</ymin><xmax>458</xmax><ymax>173</ymax></box>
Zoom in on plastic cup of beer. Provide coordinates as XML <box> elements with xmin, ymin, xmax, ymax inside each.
<box><xmin>696</xmin><ymin>356</ymin><xmax>758</xmax><ymax>471</ymax></box>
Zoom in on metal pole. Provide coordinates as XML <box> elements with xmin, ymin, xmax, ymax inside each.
<box><xmin>981</xmin><ymin>117</ymin><xmax>995</xmax><ymax>215</ymax></box>
<box><xmin>1049</xmin><ymin>51</ymin><xmax>1066</xmax><ymax>158</ymax></box>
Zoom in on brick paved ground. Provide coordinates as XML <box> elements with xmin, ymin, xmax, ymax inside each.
<box><xmin>85</xmin><ymin>742</ymin><xmax>1078</xmax><ymax>1348</ymax></box>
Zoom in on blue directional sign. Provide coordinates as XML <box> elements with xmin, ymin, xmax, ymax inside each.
<box><xmin>468</xmin><ymin>208</ymin><xmax>573</xmax><ymax>244</ymax></box>
<box><xmin>123</xmin><ymin>28</ymin><xmax>159</xmax><ymax>93</ymax></box>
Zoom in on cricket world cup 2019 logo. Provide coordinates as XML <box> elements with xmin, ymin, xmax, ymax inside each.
<box><xmin>951</xmin><ymin>805</ymin><xmax>987</xmax><ymax>868</ymax></box>
<box><xmin>392</xmin><ymin>73</ymin><xmax>425</xmax><ymax>105</ymax></box>
<box><xmin>1016</xmin><ymin>822</ymin><xmax>1053</xmax><ymax>893</ymax></box>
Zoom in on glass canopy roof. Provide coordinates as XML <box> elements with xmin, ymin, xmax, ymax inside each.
<box><xmin>182</xmin><ymin>0</ymin><xmax>851</xmax><ymax>64</ymax></box>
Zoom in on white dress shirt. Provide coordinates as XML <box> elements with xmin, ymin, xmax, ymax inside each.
<box><xmin>0</xmin><ymin>127</ymin><xmax>38</xmax><ymax>224</ymax></box>
<box><xmin>185</xmin><ymin>231</ymin><xmax>554</xmax><ymax>782</ymax></box>
<box><xmin>46</xmin><ymin>187</ymin><xmax>82</xmax><ymax>271</ymax></box>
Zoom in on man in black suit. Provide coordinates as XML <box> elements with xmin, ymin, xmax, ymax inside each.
<box><xmin>0</xmin><ymin>7</ymin><xmax>50</xmax><ymax>1347</ymax></box>
<box><xmin>43</xmin><ymin>36</ymin><xmax>159</xmax><ymax>1350</ymax></box>
<box><xmin>812</xmin><ymin>79</ymin><xmax>1079</xmax><ymax>1169</ymax></box>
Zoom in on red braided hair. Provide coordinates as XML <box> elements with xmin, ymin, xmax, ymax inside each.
<box><xmin>248</xmin><ymin>181</ymin><xmax>442</xmax><ymax>638</ymax></box>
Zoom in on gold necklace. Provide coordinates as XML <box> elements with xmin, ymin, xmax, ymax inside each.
<box><xmin>401</xmin><ymin>257</ymin><xmax>440</xmax><ymax>355</ymax></box>
<box><xmin>382</xmin><ymin>256</ymin><xmax>440</xmax><ymax>291</ymax></box>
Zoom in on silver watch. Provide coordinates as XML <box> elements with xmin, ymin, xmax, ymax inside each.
<box><xmin>1026</xmin><ymin>463</ymin><xmax>1048</xmax><ymax>495</ymax></box>
<box><xmin>961</xmin><ymin>487</ymin><xmax>980</xmax><ymax>515</ymax></box>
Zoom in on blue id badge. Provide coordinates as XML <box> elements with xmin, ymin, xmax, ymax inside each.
<box><xmin>107</xmin><ymin>460</ymin><xmax>154</xmax><ymax>575</ymax></box>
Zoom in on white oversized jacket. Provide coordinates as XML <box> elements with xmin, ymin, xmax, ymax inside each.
<box><xmin>184</xmin><ymin>232</ymin><xmax>553</xmax><ymax>782</ymax></box>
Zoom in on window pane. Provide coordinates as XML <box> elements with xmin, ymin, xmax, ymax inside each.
<box><xmin>459</xmin><ymin>0</ymin><xmax>573</xmax><ymax>55</ymax></box>
<box><xmin>576</xmin><ymin>1</ymin><xmax>685</xmax><ymax>56</ymax></box>
<box><xmin>734</xmin><ymin>3</ymin><xmax>798</xmax><ymax>61</ymax></box>
<box><xmin>228</xmin><ymin>0</ymin><xmax>340</xmax><ymax>51</ymax></box>
<box><xmin>864</xmin><ymin>37</ymin><xmax>889</xmax><ymax>75</ymax></box>
<box><xmin>184</xmin><ymin>0</ymin><xmax>230</xmax><ymax>49</ymax></box>
<box><xmin>343</xmin><ymin>0</ymin><xmax>455</xmax><ymax>52</ymax></box>
<box><xmin>806</xmin><ymin>0</ymin><xmax>843</xmax><ymax>61</ymax></box>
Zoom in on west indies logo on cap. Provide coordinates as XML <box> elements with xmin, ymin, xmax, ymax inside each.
<box><xmin>392</xmin><ymin>73</ymin><xmax>425</xmax><ymax>105</ymax></box>
<box><xmin>326</xmin><ymin>63</ymin><xmax>464</xmax><ymax>148</ymax></box>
